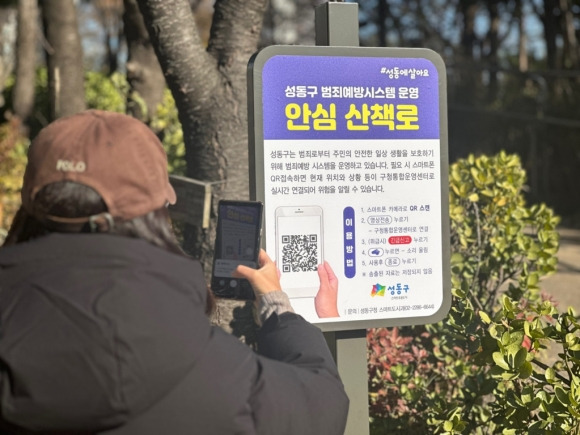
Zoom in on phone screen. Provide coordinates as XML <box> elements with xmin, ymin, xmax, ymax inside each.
<box><xmin>275</xmin><ymin>206</ymin><xmax>323</xmax><ymax>298</ymax></box>
<box><xmin>211</xmin><ymin>200</ymin><xmax>263</xmax><ymax>300</ymax></box>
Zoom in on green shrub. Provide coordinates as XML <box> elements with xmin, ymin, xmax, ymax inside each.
<box><xmin>150</xmin><ymin>89</ymin><xmax>186</xmax><ymax>176</ymax></box>
<box><xmin>0</xmin><ymin>119</ymin><xmax>28</xmax><ymax>243</ymax></box>
<box><xmin>85</xmin><ymin>71</ymin><xmax>127</xmax><ymax>113</ymax></box>
<box><xmin>368</xmin><ymin>152</ymin><xmax>577</xmax><ymax>434</ymax></box>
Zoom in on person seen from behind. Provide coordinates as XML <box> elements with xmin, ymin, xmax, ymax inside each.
<box><xmin>0</xmin><ymin>110</ymin><xmax>349</xmax><ymax>435</ymax></box>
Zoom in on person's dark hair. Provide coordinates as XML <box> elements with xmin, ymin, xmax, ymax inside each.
<box><xmin>5</xmin><ymin>181</ymin><xmax>181</xmax><ymax>252</ymax></box>
<box><xmin>4</xmin><ymin>181</ymin><xmax>215</xmax><ymax>314</ymax></box>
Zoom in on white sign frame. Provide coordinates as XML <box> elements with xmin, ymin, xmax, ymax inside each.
<box><xmin>248</xmin><ymin>45</ymin><xmax>451</xmax><ymax>332</ymax></box>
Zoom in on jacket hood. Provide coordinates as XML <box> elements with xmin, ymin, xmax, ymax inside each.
<box><xmin>0</xmin><ymin>233</ymin><xmax>211</xmax><ymax>432</ymax></box>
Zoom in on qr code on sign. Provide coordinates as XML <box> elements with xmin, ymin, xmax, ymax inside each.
<box><xmin>281</xmin><ymin>234</ymin><xmax>318</xmax><ymax>272</ymax></box>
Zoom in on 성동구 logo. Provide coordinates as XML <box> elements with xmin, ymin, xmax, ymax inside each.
<box><xmin>370</xmin><ymin>283</ymin><xmax>386</xmax><ymax>297</ymax></box>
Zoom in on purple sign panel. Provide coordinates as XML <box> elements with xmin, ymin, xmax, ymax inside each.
<box><xmin>261</xmin><ymin>55</ymin><xmax>440</xmax><ymax>141</ymax></box>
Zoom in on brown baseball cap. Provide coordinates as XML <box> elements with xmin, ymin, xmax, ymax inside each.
<box><xmin>22</xmin><ymin>110</ymin><xmax>177</xmax><ymax>222</ymax></box>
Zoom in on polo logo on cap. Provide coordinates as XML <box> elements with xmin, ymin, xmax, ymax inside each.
<box><xmin>56</xmin><ymin>159</ymin><xmax>86</xmax><ymax>172</ymax></box>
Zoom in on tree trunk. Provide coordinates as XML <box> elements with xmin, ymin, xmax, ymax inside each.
<box><xmin>459</xmin><ymin>0</ymin><xmax>479</xmax><ymax>60</ymax></box>
<box><xmin>123</xmin><ymin>0</ymin><xmax>166</xmax><ymax>122</ymax></box>
<box><xmin>455</xmin><ymin>0</ymin><xmax>481</xmax><ymax>103</ymax></box>
<box><xmin>136</xmin><ymin>0</ymin><xmax>227</xmax><ymax>262</ymax></box>
<box><xmin>206</xmin><ymin>0</ymin><xmax>269</xmax><ymax>203</ymax></box>
<box><xmin>378</xmin><ymin>0</ymin><xmax>388</xmax><ymax>47</ymax></box>
<box><xmin>12</xmin><ymin>0</ymin><xmax>38</xmax><ymax>128</ymax></box>
<box><xmin>93</xmin><ymin>0</ymin><xmax>124</xmax><ymax>75</ymax></box>
<box><xmin>41</xmin><ymin>0</ymin><xmax>86</xmax><ymax>120</ymax></box>
<box><xmin>136</xmin><ymin>0</ymin><xmax>268</xmax><ymax>337</ymax></box>
<box><xmin>539</xmin><ymin>0</ymin><xmax>559</xmax><ymax>69</ymax></box>
<box><xmin>0</xmin><ymin>6</ymin><xmax>17</xmax><ymax>109</ymax></box>
<box><xmin>559</xmin><ymin>0</ymin><xmax>578</xmax><ymax>69</ymax></box>
<box><xmin>485</xmin><ymin>1</ymin><xmax>500</xmax><ymax>101</ymax></box>
<box><xmin>515</xmin><ymin>0</ymin><xmax>528</xmax><ymax>72</ymax></box>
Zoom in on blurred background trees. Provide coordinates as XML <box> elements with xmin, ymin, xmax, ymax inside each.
<box><xmin>1</xmin><ymin>0</ymin><xmax>577</xmax><ymax>229</ymax></box>
<box><xmin>357</xmin><ymin>0</ymin><xmax>580</xmax><ymax>223</ymax></box>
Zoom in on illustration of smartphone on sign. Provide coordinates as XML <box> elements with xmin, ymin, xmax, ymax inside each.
<box><xmin>275</xmin><ymin>205</ymin><xmax>324</xmax><ymax>298</ymax></box>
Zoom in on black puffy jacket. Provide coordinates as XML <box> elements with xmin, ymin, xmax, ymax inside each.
<box><xmin>0</xmin><ymin>233</ymin><xmax>348</xmax><ymax>434</ymax></box>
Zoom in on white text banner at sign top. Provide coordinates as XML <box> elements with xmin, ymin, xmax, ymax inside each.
<box><xmin>248</xmin><ymin>46</ymin><xmax>450</xmax><ymax>332</ymax></box>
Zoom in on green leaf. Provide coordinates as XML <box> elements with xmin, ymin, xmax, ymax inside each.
<box><xmin>468</xmin><ymin>193</ymin><xmax>479</xmax><ymax>202</ymax></box>
<box><xmin>537</xmin><ymin>390</ymin><xmax>548</xmax><ymax>403</ymax></box>
<box><xmin>503</xmin><ymin>295</ymin><xmax>515</xmax><ymax>312</ymax></box>
<box><xmin>555</xmin><ymin>386</ymin><xmax>570</xmax><ymax>405</ymax></box>
<box><xmin>506</xmin><ymin>343</ymin><xmax>522</xmax><ymax>361</ymax></box>
<box><xmin>518</xmin><ymin>361</ymin><xmax>533</xmax><ymax>379</ymax></box>
<box><xmin>528</xmin><ymin>397</ymin><xmax>542</xmax><ymax>411</ymax></box>
<box><xmin>501</xmin><ymin>372</ymin><xmax>518</xmax><ymax>381</ymax></box>
<box><xmin>493</xmin><ymin>352</ymin><xmax>510</xmax><ymax>370</ymax></box>
<box><xmin>545</xmin><ymin>367</ymin><xmax>556</xmax><ymax>383</ymax></box>
<box><xmin>501</xmin><ymin>331</ymin><xmax>511</xmax><ymax>346</ymax></box>
<box><xmin>513</xmin><ymin>347</ymin><xmax>528</xmax><ymax>369</ymax></box>
<box><xmin>524</xmin><ymin>321</ymin><xmax>531</xmax><ymax>337</ymax></box>
<box><xmin>479</xmin><ymin>311</ymin><xmax>491</xmax><ymax>324</ymax></box>
<box><xmin>569</xmin><ymin>405</ymin><xmax>580</xmax><ymax>419</ymax></box>
<box><xmin>450</xmin><ymin>252</ymin><xmax>464</xmax><ymax>264</ymax></box>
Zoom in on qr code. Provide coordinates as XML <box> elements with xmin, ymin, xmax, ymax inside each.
<box><xmin>281</xmin><ymin>234</ymin><xmax>318</xmax><ymax>272</ymax></box>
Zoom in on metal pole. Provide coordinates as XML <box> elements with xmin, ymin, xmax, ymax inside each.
<box><xmin>325</xmin><ymin>330</ymin><xmax>370</xmax><ymax>435</ymax></box>
<box><xmin>315</xmin><ymin>1</ymin><xmax>359</xmax><ymax>47</ymax></box>
<box><xmin>316</xmin><ymin>4</ymin><xmax>368</xmax><ymax>434</ymax></box>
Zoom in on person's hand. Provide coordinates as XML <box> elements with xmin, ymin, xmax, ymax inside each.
<box><xmin>315</xmin><ymin>261</ymin><xmax>340</xmax><ymax>318</ymax></box>
<box><xmin>233</xmin><ymin>249</ymin><xmax>282</xmax><ymax>298</ymax></box>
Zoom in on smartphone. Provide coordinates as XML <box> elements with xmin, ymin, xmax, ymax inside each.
<box><xmin>275</xmin><ymin>205</ymin><xmax>324</xmax><ymax>298</ymax></box>
<box><xmin>211</xmin><ymin>200</ymin><xmax>263</xmax><ymax>300</ymax></box>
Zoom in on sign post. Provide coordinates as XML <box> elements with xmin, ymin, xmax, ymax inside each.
<box><xmin>317</xmin><ymin>4</ymin><xmax>369</xmax><ymax>434</ymax></box>
<box><xmin>247</xmin><ymin>2</ymin><xmax>450</xmax><ymax>433</ymax></box>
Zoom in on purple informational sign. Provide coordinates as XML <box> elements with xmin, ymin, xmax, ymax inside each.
<box><xmin>262</xmin><ymin>55</ymin><xmax>439</xmax><ymax>141</ymax></box>
<box><xmin>248</xmin><ymin>46</ymin><xmax>450</xmax><ymax>331</ymax></box>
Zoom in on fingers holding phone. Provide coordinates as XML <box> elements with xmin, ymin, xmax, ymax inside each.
<box><xmin>233</xmin><ymin>250</ymin><xmax>282</xmax><ymax>297</ymax></box>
